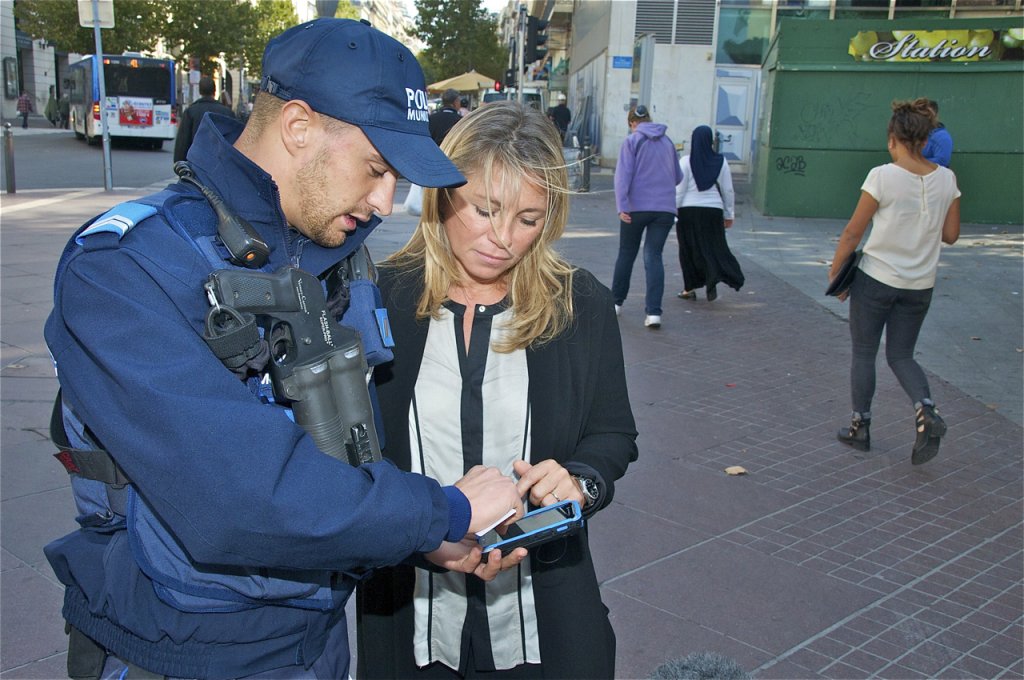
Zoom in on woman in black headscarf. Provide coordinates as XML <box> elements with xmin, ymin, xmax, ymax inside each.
<box><xmin>674</xmin><ymin>125</ymin><xmax>744</xmax><ymax>301</ymax></box>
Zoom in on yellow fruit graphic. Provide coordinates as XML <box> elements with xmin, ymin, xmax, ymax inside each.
<box><xmin>968</xmin><ymin>29</ymin><xmax>994</xmax><ymax>48</ymax></box>
<box><xmin>848</xmin><ymin>31</ymin><xmax>879</xmax><ymax>59</ymax></box>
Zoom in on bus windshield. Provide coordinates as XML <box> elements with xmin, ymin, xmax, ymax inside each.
<box><xmin>103</xmin><ymin>63</ymin><xmax>172</xmax><ymax>103</ymax></box>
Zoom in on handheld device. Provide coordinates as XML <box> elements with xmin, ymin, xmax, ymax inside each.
<box><xmin>478</xmin><ymin>500</ymin><xmax>584</xmax><ymax>554</ymax></box>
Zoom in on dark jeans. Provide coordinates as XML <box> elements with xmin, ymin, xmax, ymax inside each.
<box><xmin>848</xmin><ymin>271</ymin><xmax>934</xmax><ymax>415</ymax></box>
<box><xmin>20</xmin><ymin>111</ymin><xmax>29</xmax><ymax>128</ymax></box>
<box><xmin>611</xmin><ymin>211</ymin><xmax>675</xmax><ymax>315</ymax></box>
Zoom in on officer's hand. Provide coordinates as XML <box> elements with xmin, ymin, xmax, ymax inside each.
<box><xmin>425</xmin><ymin>539</ymin><xmax>527</xmax><ymax>581</ymax></box>
<box><xmin>455</xmin><ymin>465</ymin><xmax>523</xmax><ymax>534</ymax></box>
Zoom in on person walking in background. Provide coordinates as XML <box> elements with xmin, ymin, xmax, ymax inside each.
<box><xmin>458</xmin><ymin>95</ymin><xmax>470</xmax><ymax>117</ymax></box>
<box><xmin>428</xmin><ymin>88</ymin><xmax>462</xmax><ymax>145</ymax></box>
<box><xmin>173</xmin><ymin>75</ymin><xmax>234</xmax><ymax>162</ymax></box>
<box><xmin>830</xmin><ymin>98</ymin><xmax>960</xmax><ymax>465</ymax></box>
<box><xmin>58</xmin><ymin>92</ymin><xmax>70</xmax><ymax>129</ymax></box>
<box><xmin>675</xmin><ymin>125</ymin><xmax>745</xmax><ymax>302</ymax></box>
<box><xmin>357</xmin><ymin>101</ymin><xmax>638</xmax><ymax>679</ymax></box>
<box><xmin>548</xmin><ymin>92</ymin><xmax>571</xmax><ymax>141</ymax></box>
<box><xmin>922</xmin><ymin>99</ymin><xmax>953</xmax><ymax>167</ymax></box>
<box><xmin>44</xmin><ymin>89</ymin><xmax>59</xmax><ymax>127</ymax></box>
<box><xmin>611</xmin><ymin>105</ymin><xmax>683</xmax><ymax>329</ymax></box>
<box><xmin>16</xmin><ymin>90</ymin><xmax>33</xmax><ymax>128</ymax></box>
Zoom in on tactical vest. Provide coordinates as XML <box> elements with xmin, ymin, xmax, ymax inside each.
<box><xmin>50</xmin><ymin>185</ymin><xmax>392</xmax><ymax>614</ymax></box>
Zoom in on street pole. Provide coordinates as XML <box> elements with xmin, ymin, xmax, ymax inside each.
<box><xmin>3</xmin><ymin>123</ymin><xmax>15</xmax><ymax>194</ymax></box>
<box><xmin>91</xmin><ymin>0</ymin><xmax>113</xmax><ymax>191</ymax></box>
<box><xmin>517</xmin><ymin>5</ymin><xmax>526</xmax><ymax>104</ymax></box>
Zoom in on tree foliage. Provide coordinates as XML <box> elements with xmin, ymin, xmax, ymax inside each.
<box><xmin>14</xmin><ymin>0</ymin><xmax>171</xmax><ymax>55</ymax></box>
<box><xmin>334</xmin><ymin>1</ymin><xmax>360</xmax><ymax>20</ymax></box>
<box><xmin>164</xmin><ymin>0</ymin><xmax>252</xmax><ymax>69</ymax></box>
<box><xmin>14</xmin><ymin>0</ymin><xmax>300</xmax><ymax>78</ymax></box>
<box><xmin>413</xmin><ymin>0</ymin><xmax>505</xmax><ymax>84</ymax></box>
<box><xmin>240</xmin><ymin>0</ymin><xmax>299</xmax><ymax>79</ymax></box>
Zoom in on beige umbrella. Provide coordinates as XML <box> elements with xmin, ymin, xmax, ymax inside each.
<box><xmin>427</xmin><ymin>69</ymin><xmax>497</xmax><ymax>93</ymax></box>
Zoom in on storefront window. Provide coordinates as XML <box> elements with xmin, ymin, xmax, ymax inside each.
<box><xmin>957</xmin><ymin>0</ymin><xmax>1018</xmax><ymax>6</ymax></box>
<box><xmin>895</xmin><ymin>0</ymin><xmax>952</xmax><ymax>7</ymax></box>
<box><xmin>777</xmin><ymin>8</ymin><xmax>833</xmax><ymax>21</ymax></box>
<box><xmin>717</xmin><ymin>6</ymin><xmax>773</xmax><ymax>64</ymax></box>
<box><xmin>833</xmin><ymin>0</ymin><xmax>891</xmax><ymax>19</ymax></box>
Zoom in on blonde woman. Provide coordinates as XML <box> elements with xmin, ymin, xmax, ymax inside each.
<box><xmin>357</xmin><ymin>101</ymin><xmax>638</xmax><ymax>679</ymax></box>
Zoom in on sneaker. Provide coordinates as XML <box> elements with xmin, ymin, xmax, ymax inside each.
<box><xmin>644</xmin><ymin>315</ymin><xmax>661</xmax><ymax>329</ymax></box>
<box><xmin>614</xmin><ymin>304</ymin><xmax>622</xmax><ymax>317</ymax></box>
<box><xmin>837</xmin><ymin>416</ymin><xmax>870</xmax><ymax>451</ymax></box>
<box><xmin>912</xmin><ymin>404</ymin><xmax>946</xmax><ymax>465</ymax></box>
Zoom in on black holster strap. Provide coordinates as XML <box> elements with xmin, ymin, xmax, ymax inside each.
<box><xmin>66</xmin><ymin>624</ymin><xmax>165</xmax><ymax>680</ymax></box>
<box><xmin>67</xmin><ymin>624</ymin><xmax>107</xmax><ymax>680</ymax></box>
<box><xmin>50</xmin><ymin>391</ymin><xmax>131</xmax><ymax>487</ymax></box>
<box><xmin>203</xmin><ymin>306</ymin><xmax>263</xmax><ymax>368</ymax></box>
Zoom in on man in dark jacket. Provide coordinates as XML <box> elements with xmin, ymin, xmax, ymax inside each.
<box><xmin>548</xmin><ymin>92</ymin><xmax>571</xmax><ymax>142</ymax></box>
<box><xmin>44</xmin><ymin>19</ymin><xmax>523</xmax><ymax>680</ymax></box>
<box><xmin>428</xmin><ymin>87</ymin><xmax>462</xmax><ymax>145</ymax></box>
<box><xmin>173</xmin><ymin>75</ymin><xmax>234</xmax><ymax>161</ymax></box>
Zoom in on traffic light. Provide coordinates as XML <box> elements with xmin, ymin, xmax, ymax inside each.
<box><xmin>525</xmin><ymin>15</ymin><xmax>548</xmax><ymax>63</ymax></box>
<box><xmin>504</xmin><ymin>68</ymin><xmax>517</xmax><ymax>91</ymax></box>
<box><xmin>494</xmin><ymin>79</ymin><xmax>503</xmax><ymax>93</ymax></box>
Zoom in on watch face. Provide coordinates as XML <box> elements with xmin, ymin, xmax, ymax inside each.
<box><xmin>578</xmin><ymin>477</ymin><xmax>599</xmax><ymax>501</ymax></box>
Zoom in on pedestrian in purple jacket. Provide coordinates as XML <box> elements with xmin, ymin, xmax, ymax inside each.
<box><xmin>611</xmin><ymin>105</ymin><xmax>683</xmax><ymax>329</ymax></box>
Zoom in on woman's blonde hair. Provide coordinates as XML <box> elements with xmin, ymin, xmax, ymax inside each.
<box><xmin>386</xmin><ymin>100</ymin><xmax>575</xmax><ymax>352</ymax></box>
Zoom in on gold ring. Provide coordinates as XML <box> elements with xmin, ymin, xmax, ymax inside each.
<box><xmin>549</xmin><ymin>491</ymin><xmax>562</xmax><ymax>502</ymax></box>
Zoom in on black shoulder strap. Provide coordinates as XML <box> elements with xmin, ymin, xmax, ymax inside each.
<box><xmin>50</xmin><ymin>389</ymin><xmax>131</xmax><ymax>487</ymax></box>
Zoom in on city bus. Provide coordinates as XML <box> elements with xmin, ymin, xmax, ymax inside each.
<box><xmin>69</xmin><ymin>53</ymin><xmax>177</xmax><ymax>149</ymax></box>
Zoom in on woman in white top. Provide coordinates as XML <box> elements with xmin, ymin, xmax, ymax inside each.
<box><xmin>829</xmin><ymin>98</ymin><xmax>961</xmax><ymax>465</ymax></box>
<box><xmin>674</xmin><ymin>125</ymin><xmax>745</xmax><ymax>302</ymax></box>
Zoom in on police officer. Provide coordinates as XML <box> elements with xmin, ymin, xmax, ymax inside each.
<box><xmin>44</xmin><ymin>19</ymin><xmax>524</xmax><ymax>680</ymax></box>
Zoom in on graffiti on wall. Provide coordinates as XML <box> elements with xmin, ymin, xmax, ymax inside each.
<box><xmin>775</xmin><ymin>155</ymin><xmax>807</xmax><ymax>176</ymax></box>
<box><xmin>796</xmin><ymin>92</ymin><xmax>873</xmax><ymax>146</ymax></box>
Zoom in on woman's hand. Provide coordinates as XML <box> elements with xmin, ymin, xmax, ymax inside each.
<box><xmin>513</xmin><ymin>459</ymin><xmax>585</xmax><ymax>507</ymax></box>
<box><xmin>425</xmin><ymin>538</ymin><xmax>528</xmax><ymax>582</ymax></box>
<box><xmin>619</xmin><ymin>211</ymin><xmax>632</xmax><ymax>224</ymax></box>
<box><xmin>724</xmin><ymin>218</ymin><xmax>734</xmax><ymax>228</ymax></box>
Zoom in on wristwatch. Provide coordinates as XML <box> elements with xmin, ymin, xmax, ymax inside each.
<box><xmin>573</xmin><ymin>475</ymin><xmax>600</xmax><ymax>508</ymax></box>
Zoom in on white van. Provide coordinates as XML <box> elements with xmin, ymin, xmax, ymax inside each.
<box><xmin>481</xmin><ymin>87</ymin><xmax>547</xmax><ymax>112</ymax></box>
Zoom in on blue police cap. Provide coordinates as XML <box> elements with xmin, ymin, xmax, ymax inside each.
<box><xmin>261</xmin><ymin>18</ymin><xmax>465</xmax><ymax>188</ymax></box>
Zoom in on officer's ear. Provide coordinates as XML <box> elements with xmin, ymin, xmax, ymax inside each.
<box><xmin>279</xmin><ymin>100</ymin><xmax>315</xmax><ymax>156</ymax></box>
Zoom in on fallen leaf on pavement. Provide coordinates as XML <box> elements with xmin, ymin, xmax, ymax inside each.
<box><xmin>724</xmin><ymin>466</ymin><xmax>747</xmax><ymax>475</ymax></box>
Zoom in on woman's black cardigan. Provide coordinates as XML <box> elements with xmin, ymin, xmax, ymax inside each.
<box><xmin>356</xmin><ymin>263</ymin><xmax>639</xmax><ymax>679</ymax></box>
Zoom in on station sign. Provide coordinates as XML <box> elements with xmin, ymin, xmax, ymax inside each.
<box><xmin>849</xmin><ymin>28</ymin><xmax>1024</xmax><ymax>62</ymax></box>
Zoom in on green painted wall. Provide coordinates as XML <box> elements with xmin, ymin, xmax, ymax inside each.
<box><xmin>753</xmin><ymin>17</ymin><xmax>1024</xmax><ymax>224</ymax></box>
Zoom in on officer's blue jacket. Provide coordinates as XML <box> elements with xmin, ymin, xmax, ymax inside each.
<box><xmin>43</xmin><ymin>115</ymin><xmax>468</xmax><ymax>679</ymax></box>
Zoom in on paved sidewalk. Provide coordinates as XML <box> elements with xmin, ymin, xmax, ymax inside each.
<box><xmin>1</xmin><ymin>175</ymin><xmax>1021</xmax><ymax>679</ymax></box>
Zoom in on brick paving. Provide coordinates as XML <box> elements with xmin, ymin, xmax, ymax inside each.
<box><xmin>2</xmin><ymin>173</ymin><xmax>1022</xmax><ymax>679</ymax></box>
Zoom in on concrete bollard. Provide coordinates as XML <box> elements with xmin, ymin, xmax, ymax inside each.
<box><xmin>3</xmin><ymin>122</ymin><xmax>14</xmax><ymax>194</ymax></box>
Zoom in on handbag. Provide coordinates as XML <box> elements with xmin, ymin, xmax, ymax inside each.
<box><xmin>825</xmin><ymin>250</ymin><xmax>862</xmax><ymax>297</ymax></box>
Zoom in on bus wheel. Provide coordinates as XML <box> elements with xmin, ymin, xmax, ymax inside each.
<box><xmin>150</xmin><ymin>140</ymin><xmax>163</xmax><ymax>150</ymax></box>
<box><xmin>87</xmin><ymin>135</ymin><xmax>99</xmax><ymax>146</ymax></box>
<box><xmin>74</xmin><ymin>131</ymin><xmax>85</xmax><ymax>140</ymax></box>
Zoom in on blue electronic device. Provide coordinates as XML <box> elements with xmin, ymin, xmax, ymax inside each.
<box><xmin>478</xmin><ymin>500</ymin><xmax>584</xmax><ymax>554</ymax></box>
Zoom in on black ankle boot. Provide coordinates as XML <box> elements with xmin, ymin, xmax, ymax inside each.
<box><xmin>912</xmin><ymin>404</ymin><xmax>946</xmax><ymax>465</ymax></box>
<box><xmin>838</xmin><ymin>417</ymin><xmax>871</xmax><ymax>451</ymax></box>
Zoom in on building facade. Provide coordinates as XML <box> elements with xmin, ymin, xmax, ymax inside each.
<box><xmin>506</xmin><ymin>0</ymin><xmax>1022</xmax><ymax>222</ymax></box>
